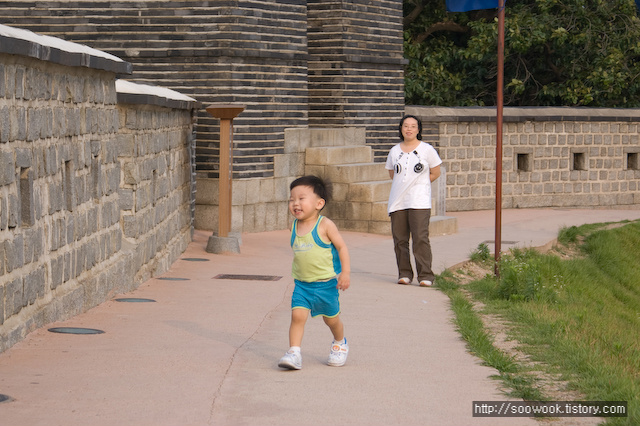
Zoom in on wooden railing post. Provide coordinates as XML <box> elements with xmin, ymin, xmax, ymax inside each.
<box><xmin>205</xmin><ymin>104</ymin><xmax>245</xmax><ymax>253</ymax></box>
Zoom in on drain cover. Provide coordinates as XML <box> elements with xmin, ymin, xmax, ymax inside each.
<box><xmin>157</xmin><ymin>277</ymin><xmax>189</xmax><ymax>281</ymax></box>
<box><xmin>482</xmin><ymin>240</ymin><xmax>518</xmax><ymax>245</ymax></box>
<box><xmin>115</xmin><ymin>298</ymin><xmax>156</xmax><ymax>303</ymax></box>
<box><xmin>214</xmin><ymin>274</ymin><xmax>282</xmax><ymax>281</ymax></box>
<box><xmin>48</xmin><ymin>327</ymin><xmax>105</xmax><ymax>335</ymax></box>
<box><xmin>0</xmin><ymin>394</ymin><xmax>11</xmax><ymax>403</ymax></box>
<box><xmin>182</xmin><ymin>258</ymin><xmax>209</xmax><ymax>262</ymax></box>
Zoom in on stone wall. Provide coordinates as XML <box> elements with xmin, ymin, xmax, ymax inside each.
<box><xmin>407</xmin><ymin>106</ymin><xmax>640</xmax><ymax>211</ymax></box>
<box><xmin>0</xmin><ymin>26</ymin><xmax>197</xmax><ymax>352</ymax></box>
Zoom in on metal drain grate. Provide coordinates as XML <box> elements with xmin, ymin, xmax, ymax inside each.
<box><xmin>48</xmin><ymin>327</ymin><xmax>105</xmax><ymax>335</ymax></box>
<box><xmin>182</xmin><ymin>258</ymin><xmax>209</xmax><ymax>262</ymax></box>
<box><xmin>115</xmin><ymin>298</ymin><xmax>156</xmax><ymax>303</ymax></box>
<box><xmin>157</xmin><ymin>277</ymin><xmax>190</xmax><ymax>281</ymax></box>
<box><xmin>214</xmin><ymin>274</ymin><xmax>282</xmax><ymax>281</ymax></box>
<box><xmin>482</xmin><ymin>240</ymin><xmax>518</xmax><ymax>245</ymax></box>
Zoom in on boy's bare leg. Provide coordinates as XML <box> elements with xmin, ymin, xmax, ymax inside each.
<box><xmin>289</xmin><ymin>308</ymin><xmax>309</xmax><ymax>347</ymax></box>
<box><xmin>323</xmin><ymin>315</ymin><xmax>344</xmax><ymax>342</ymax></box>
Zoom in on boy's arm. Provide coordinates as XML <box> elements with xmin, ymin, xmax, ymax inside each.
<box><xmin>323</xmin><ymin>219</ymin><xmax>351</xmax><ymax>291</ymax></box>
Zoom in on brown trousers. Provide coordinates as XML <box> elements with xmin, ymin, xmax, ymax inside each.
<box><xmin>390</xmin><ymin>208</ymin><xmax>434</xmax><ymax>282</ymax></box>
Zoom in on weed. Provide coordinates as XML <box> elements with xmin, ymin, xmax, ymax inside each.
<box><xmin>469</xmin><ymin>242</ymin><xmax>492</xmax><ymax>264</ymax></box>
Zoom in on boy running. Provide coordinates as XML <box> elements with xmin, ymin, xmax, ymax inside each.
<box><xmin>278</xmin><ymin>176</ymin><xmax>351</xmax><ymax>370</ymax></box>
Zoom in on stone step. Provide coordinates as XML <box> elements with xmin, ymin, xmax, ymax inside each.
<box><xmin>306</xmin><ymin>145</ymin><xmax>373</xmax><ymax>166</ymax></box>
<box><xmin>306</xmin><ymin>163</ymin><xmax>391</xmax><ymax>183</ymax></box>
<box><xmin>308</xmin><ymin>128</ymin><xmax>367</xmax><ymax>147</ymax></box>
<box><xmin>337</xmin><ymin>215</ymin><xmax>457</xmax><ymax>237</ymax></box>
<box><xmin>347</xmin><ymin>180</ymin><xmax>391</xmax><ymax>202</ymax></box>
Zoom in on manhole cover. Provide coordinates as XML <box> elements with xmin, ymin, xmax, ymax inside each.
<box><xmin>214</xmin><ymin>274</ymin><xmax>282</xmax><ymax>281</ymax></box>
<box><xmin>182</xmin><ymin>258</ymin><xmax>209</xmax><ymax>262</ymax></box>
<box><xmin>48</xmin><ymin>327</ymin><xmax>105</xmax><ymax>335</ymax></box>
<box><xmin>0</xmin><ymin>394</ymin><xmax>12</xmax><ymax>403</ymax></box>
<box><xmin>115</xmin><ymin>298</ymin><xmax>156</xmax><ymax>303</ymax></box>
<box><xmin>157</xmin><ymin>277</ymin><xmax>190</xmax><ymax>281</ymax></box>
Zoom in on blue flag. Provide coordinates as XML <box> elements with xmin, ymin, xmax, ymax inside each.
<box><xmin>446</xmin><ymin>0</ymin><xmax>500</xmax><ymax>12</ymax></box>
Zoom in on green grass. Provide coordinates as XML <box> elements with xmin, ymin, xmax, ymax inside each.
<box><xmin>437</xmin><ymin>220</ymin><xmax>640</xmax><ymax>425</ymax></box>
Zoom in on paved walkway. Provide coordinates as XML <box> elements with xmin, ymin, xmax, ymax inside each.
<box><xmin>1</xmin><ymin>207</ymin><xmax>639</xmax><ymax>426</ymax></box>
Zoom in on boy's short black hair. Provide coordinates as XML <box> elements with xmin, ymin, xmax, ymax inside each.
<box><xmin>290</xmin><ymin>175</ymin><xmax>333</xmax><ymax>202</ymax></box>
<box><xmin>399</xmin><ymin>114</ymin><xmax>423</xmax><ymax>141</ymax></box>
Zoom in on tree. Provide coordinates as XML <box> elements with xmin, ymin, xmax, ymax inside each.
<box><xmin>404</xmin><ymin>0</ymin><xmax>640</xmax><ymax>107</ymax></box>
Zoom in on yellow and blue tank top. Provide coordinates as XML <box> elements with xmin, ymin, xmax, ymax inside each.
<box><xmin>290</xmin><ymin>216</ymin><xmax>342</xmax><ymax>282</ymax></box>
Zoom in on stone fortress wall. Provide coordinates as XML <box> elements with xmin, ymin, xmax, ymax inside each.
<box><xmin>408</xmin><ymin>106</ymin><xmax>640</xmax><ymax>212</ymax></box>
<box><xmin>0</xmin><ymin>26</ymin><xmax>198</xmax><ymax>352</ymax></box>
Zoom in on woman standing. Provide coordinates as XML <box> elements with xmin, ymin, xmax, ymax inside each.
<box><xmin>385</xmin><ymin>115</ymin><xmax>442</xmax><ymax>287</ymax></box>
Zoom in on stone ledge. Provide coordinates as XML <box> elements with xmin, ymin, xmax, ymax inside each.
<box><xmin>0</xmin><ymin>24</ymin><xmax>132</xmax><ymax>75</ymax></box>
<box><xmin>407</xmin><ymin>106</ymin><xmax>640</xmax><ymax>123</ymax></box>
<box><xmin>116</xmin><ymin>80</ymin><xmax>201</xmax><ymax>111</ymax></box>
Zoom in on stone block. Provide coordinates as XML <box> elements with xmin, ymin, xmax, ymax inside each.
<box><xmin>348</xmin><ymin>181</ymin><xmax>391</xmax><ymax>203</ymax></box>
<box><xmin>0</xmin><ymin>106</ymin><xmax>9</xmax><ymax>143</ymax></box>
<box><xmin>273</xmin><ymin>177</ymin><xmax>290</xmax><ymax>202</ymax></box>
<box><xmin>4</xmin><ymin>235</ymin><xmax>24</xmax><ymax>273</ymax></box>
<box><xmin>122</xmin><ymin>214</ymin><xmax>138</xmax><ymax>238</ymax></box>
<box><xmin>305</xmin><ymin>146</ymin><xmax>373</xmax><ymax>165</ymax></box>
<box><xmin>206</xmin><ymin>233</ymin><xmax>240</xmax><ymax>254</ymax></box>
<box><xmin>259</xmin><ymin>178</ymin><xmax>275</xmax><ymax>203</ymax></box>
<box><xmin>5</xmin><ymin>277</ymin><xmax>23</xmax><ymax>317</ymax></box>
<box><xmin>325</xmin><ymin>163</ymin><xmax>388</xmax><ymax>183</ymax></box>
<box><xmin>0</xmin><ymin>149</ymin><xmax>15</xmax><ymax>185</ymax></box>
<box><xmin>194</xmin><ymin>204</ymin><xmax>217</xmax><ymax>232</ymax></box>
<box><xmin>195</xmin><ymin>178</ymin><xmax>218</xmax><ymax>205</ymax></box>
<box><xmin>23</xmin><ymin>266</ymin><xmax>46</xmax><ymax>306</ymax></box>
<box><xmin>290</xmin><ymin>153</ymin><xmax>305</xmax><ymax>176</ymax></box>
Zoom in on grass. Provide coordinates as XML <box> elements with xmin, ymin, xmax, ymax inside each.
<box><xmin>436</xmin><ymin>219</ymin><xmax>640</xmax><ymax>425</ymax></box>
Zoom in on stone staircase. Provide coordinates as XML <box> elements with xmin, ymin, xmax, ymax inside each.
<box><xmin>302</xmin><ymin>130</ymin><xmax>457</xmax><ymax>236</ymax></box>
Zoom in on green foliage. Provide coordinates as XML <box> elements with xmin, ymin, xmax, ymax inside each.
<box><xmin>464</xmin><ymin>220</ymin><xmax>640</xmax><ymax>425</ymax></box>
<box><xmin>469</xmin><ymin>242</ymin><xmax>492</xmax><ymax>263</ymax></box>
<box><xmin>404</xmin><ymin>0</ymin><xmax>640</xmax><ymax>106</ymax></box>
<box><xmin>494</xmin><ymin>248</ymin><xmax>562</xmax><ymax>303</ymax></box>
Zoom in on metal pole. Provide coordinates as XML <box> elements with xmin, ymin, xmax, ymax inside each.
<box><xmin>494</xmin><ymin>0</ymin><xmax>505</xmax><ymax>277</ymax></box>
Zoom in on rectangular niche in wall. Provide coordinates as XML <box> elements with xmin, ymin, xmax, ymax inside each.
<box><xmin>516</xmin><ymin>153</ymin><xmax>531</xmax><ymax>172</ymax></box>
<box><xmin>571</xmin><ymin>150</ymin><xmax>587</xmax><ymax>171</ymax></box>
<box><xmin>514</xmin><ymin>148</ymin><xmax>533</xmax><ymax>173</ymax></box>
<box><xmin>626</xmin><ymin>151</ymin><xmax>639</xmax><ymax>170</ymax></box>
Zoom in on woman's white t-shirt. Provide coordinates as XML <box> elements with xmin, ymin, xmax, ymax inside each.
<box><xmin>385</xmin><ymin>141</ymin><xmax>442</xmax><ymax>215</ymax></box>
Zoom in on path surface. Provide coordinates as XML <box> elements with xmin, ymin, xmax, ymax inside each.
<box><xmin>1</xmin><ymin>207</ymin><xmax>638</xmax><ymax>426</ymax></box>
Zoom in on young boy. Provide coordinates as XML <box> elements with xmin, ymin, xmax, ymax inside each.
<box><xmin>278</xmin><ymin>175</ymin><xmax>351</xmax><ymax>370</ymax></box>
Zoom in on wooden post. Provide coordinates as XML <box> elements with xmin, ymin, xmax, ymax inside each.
<box><xmin>205</xmin><ymin>104</ymin><xmax>245</xmax><ymax>238</ymax></box>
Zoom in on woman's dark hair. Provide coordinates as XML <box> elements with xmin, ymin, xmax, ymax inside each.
<box><xmin>290</xmin><ymin>175</ymin><xmax>333</xmax><ymax>203</ymax></box>
<box><xmin>398</xmin><ymin>114</ymin><xmax>423</xmax><ymax>141</ymax></box>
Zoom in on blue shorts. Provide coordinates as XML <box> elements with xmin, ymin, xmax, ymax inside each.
<box><xmin>291</xmin><ymin>278</ymin><xmax>340</xmax><ymax>318</ymax></box>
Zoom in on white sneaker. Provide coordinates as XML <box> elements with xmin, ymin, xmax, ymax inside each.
<box><xmin>278</xmin><ymin>350</ymin><xmax>302</xmax><ymax>370</ymax></box>
<box><xmin>327</xmin><ymin>339</ymin><xmax>349</xmax><ymax>367</ymax></box>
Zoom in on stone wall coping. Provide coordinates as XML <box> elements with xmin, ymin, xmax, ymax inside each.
<box><xmin>406</xmin><ymin>106</ymin><xmax>640</xmax><ymax>122</ymax></box>
<box><xmin>0</xmin><ymin>23</ymin><xmax>132</xmax><ymax>74</ymax></box>
<box><xmin>116</xmin><ymin>79</ymin><xmax>201</xmax><ymax>110</ymax></box>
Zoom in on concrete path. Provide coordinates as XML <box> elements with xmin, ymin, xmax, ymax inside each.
<box><xmin>0</xmin><ymin>207</ymin><xmax>639</xmax><ymax>426</ymax></box>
